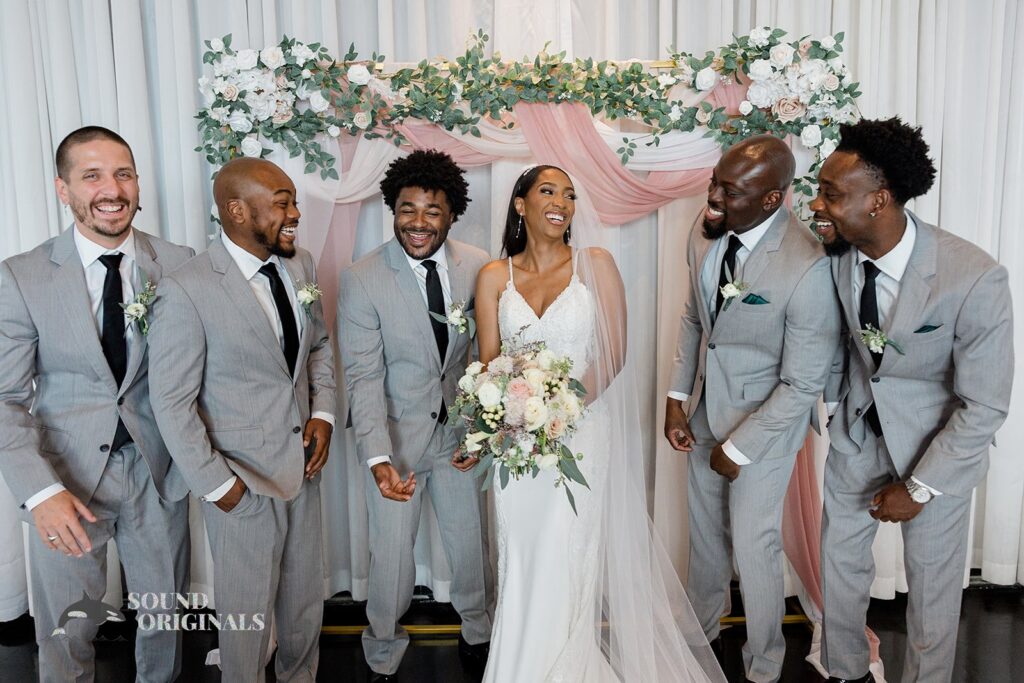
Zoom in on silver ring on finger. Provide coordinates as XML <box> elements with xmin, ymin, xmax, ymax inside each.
<box><xmin>46</xmin><ymin>534</ymin><xmax>59</xmax><ymax>542</ymax></box>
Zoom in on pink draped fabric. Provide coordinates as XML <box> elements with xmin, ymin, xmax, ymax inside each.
<box><xmin>397</xmin><ymin>120</ymin><xmax>501</xmax><ymax>167</ymax></box>
<box><xmin>514</xmin><ymin>102</ymin><xmax>712</xmax><ymax>225</ymax></box>
<box><xmin>314</xmin><ymin>134</ymin><xmax>360</xmax><ymax>331</ymax></box>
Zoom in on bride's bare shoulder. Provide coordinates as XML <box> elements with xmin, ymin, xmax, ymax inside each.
<box><xmin>476</xmin><ymin>258</ymin><xmax>511</xmax><ymax>292</ymax></box>
<box><xmin>578</xmin><ymin>247</ymin><xmax>619</xmax><ymax>278</ymax></box>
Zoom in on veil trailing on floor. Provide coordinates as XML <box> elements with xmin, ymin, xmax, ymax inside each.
<box><xmin>567</xmin><ymin>176</ymin><xmax>726</xmax><ymax>683</ymax></box>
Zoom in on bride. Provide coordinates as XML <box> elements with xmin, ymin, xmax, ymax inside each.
<box><xmin>464</xmin><ymin>165</ymin><xmax>725</xmax><ymax>682</ymax></box>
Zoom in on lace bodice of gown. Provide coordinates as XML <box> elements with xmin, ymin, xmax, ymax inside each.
<box><xmin>497</xmin><ymin>253</ymin><xmax>596</xmax><ymax>375</ymax></box>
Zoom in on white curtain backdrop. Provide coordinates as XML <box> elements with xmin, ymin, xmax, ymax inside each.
<box><xmin>1</xmin><ymin>0</ymin><xmax>1022</xmax><ymax>625</ymax></box>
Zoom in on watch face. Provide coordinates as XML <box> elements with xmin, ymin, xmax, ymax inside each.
<box><xmin>910</xmin><ymin>488</ymin><xmax>930</xmax><ymax>503</ymax></box>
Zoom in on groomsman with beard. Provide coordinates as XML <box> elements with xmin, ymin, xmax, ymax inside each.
<box><xmin>814</xmin><ymin>118</ymin><xmax>1013</xmax><ymax>683</ymax></box>
<box><xmin>0</xmin><ymin>126</ymin><xmax>192</xmax><ymax>682</ymax></box>
<box><xmin>665</xmin><ymin>135</ymin><xmax>841</xmax><ymax>683</ymax></box>
<box><xmin>338</xmin><ymin>150</ymin><xmax>491</xmax><ymax>682</ymax></box>
<box><xmin>149</xmin><ymin>157</ymin><xmax>335</xmax><ymax>682</ymax></box>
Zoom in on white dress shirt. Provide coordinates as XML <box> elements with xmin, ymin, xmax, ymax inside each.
<box><xmin>26</xmin><ymin>227</ymin><xmax>138</xmax><ymax>510</ymax></box>
<box><xmin>204</xmin><ymin>232</ymin><xmax>335</xmax><ymax>502</ymax></box>
<box><xmin>366</xmin><ymin>246</ymin><xmax>453</xmax><ymax>470</ymax></box>
<box><xmin>850</xmin><ymin>214</ymin><xmax>940</xmax><ymax>496</ymax></box>
<box><xmin>668</xmin><ymin>210</ymin><xmax>779</xmax><ymax>466</ymax></box>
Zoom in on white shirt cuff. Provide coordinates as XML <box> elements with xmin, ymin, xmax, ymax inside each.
<box><xmin>25</xmin><ymin>484</ymin><xmax>66</xmax><ymax>511</ymax></box>
<box><xmin>910</xmin><ymin>476</ymin><xmax>943</xmax><ymax>496</ymax></box>
<box><xmin>310</xmin><ymin>411</ymin><xmax>335</xmax><ymax>428</ymax></box>
<box><xmin>366</xmin><ymin>456</ymin><xmax>392</xmax><ymax>469</ymax></box>
<box><xmin>667</xmin><ymin>391</ymin><xmax>690</xmax><ymax>402</ymax></box>
<box><xmin>203</xmin><ymin>476</ymin><xmax>237</xmax><ymax>503</ymax></box>
<box><xmin>825</xmin><ymin>402</ymin><xmax>839</xmax><ymax>417</ymax></box>
<box><xmin>722</xmin><ymin>439</ymin><xmax>752</xmax><ymax>466</ymax></box>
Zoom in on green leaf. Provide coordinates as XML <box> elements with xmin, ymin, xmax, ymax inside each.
<box><xmin>564</xmin><ymin>486</ymin><xmax>578</xmax><ymax>515</ymax></box>
<box><xmin>499</xmin><ymin>464</ymin><xmax>510</xmax><ymax>489</ymax></box>
<box><xmin>559</xmin><ymin>452</ymin><xmax>589</xmax><ymax>489</ymax></box>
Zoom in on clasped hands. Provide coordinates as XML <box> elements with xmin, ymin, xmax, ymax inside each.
<box><xmin>664</xmin><ymin>397</ymin><xmax>740</xmax><ymax>482</ymax></box>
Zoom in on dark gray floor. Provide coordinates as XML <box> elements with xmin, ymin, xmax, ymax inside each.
<box><xmin>1</xmin><ymin>585</ymin><xmax>1022</xmax><ymax>682</ymax></box>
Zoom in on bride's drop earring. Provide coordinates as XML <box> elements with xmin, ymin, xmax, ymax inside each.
<box><xmin>515</xmin><ymin>215</ymin><xmax>523</xmax><ymax>239</ymax></box>
<box><xmin>565</xmin><ymin>225</ymin><xmax>571</xmax><ymax>242</ymax></box>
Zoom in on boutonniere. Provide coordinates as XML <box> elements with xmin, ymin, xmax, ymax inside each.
<box><xmin>719</xmin><ymin>280</ymin><xmax>749</xmax><ymax>311</ymax></box>
<box><xmin>859</xmin><ymin>324</ymin><xmax>904</xmax><ymax>355</ymax></box>
<box><xmin>296</xmin><ymin>282</ymin><xmax>322</xmax><ymax>319</ymax></box>
<box><xmin>121</xmin><ymin>280</ymin><xmax>157</xmax><ymax>335</ymax></box>
<box><xmin>431</xmin><ymin>300</ymin><xmax>476</xmax><ymax>337</ymax></box>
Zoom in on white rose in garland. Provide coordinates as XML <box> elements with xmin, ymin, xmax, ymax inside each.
<box><xmin>347</xmin><ymin>64</ymin><xmax>372</xmax><ymax>85</ymax></box>
<box><xmin>209</xmin><ymin>37</ymin><xmax>225</xmax><ymax>52</ymax></box>
<box><xmin>747</xmin><ymin>59</ymin><xmax>774</xmax><ymax>82</ymax></box>
<box><xmin>800</xmin><ymin>124</ymin><xmax>823</xmax><ymax>148</ymax></box>
<box><xmin>235</xmin><ymin>49</ymin><xmax>258</xmax><ymax>70</ymax></box>
<box><xmin>260</xmin><ymin>46</ymin><xmax>285</xmax><ymax>69</ymax></box>
<box><xmin>819</xmin><ymin>137</ymin><xmax>838</xmax><ymax>160</ymax></box>
<box><xmin>738</xmin><ymin>100</ymin><xmax>753</xmax><ymax>115</ymax></box>
<box><xmin>769</xmin><ymin>43</ymin><xmax>796</xmax><ymax>68</ymax></box>
<box><xmin>327</xmin><ymin>125</ymin><xmax>341</xmax><ymax>137</ymax></box>
<box><xmin>308</xmin><ymin>91</ymin><xmax>330</xmax><ymax>113</ymax></box>
<box><xmin>746</xmin><ymin>82</ymin><xmax>773</xmax><ymax>108</ymax></box>
<box><xmin>352</xmin><ymin>111</ymin><xmax>372</xmax><ymax>129</ymax></box>
<box><xmin>290</xmin><ymin>42</ymin><xmax>316</xmax><ymax>64</ymax></box>
<box><xmin>240</xmin><ymin>136</ymin><xmax>262</xmax><ymax>157</ymax></box>
<box><xmin>820</xmin><ymin>35</ymin><xmax>837</xmax><ymax>50</ymax></box>
<box><xmin>227</xmin><ymin>110</ymin><xmax>253</xmax><ymax>133</ymax></box>
<box><xmin>694</xmin><ymin>66</ymin><xmax>718</xmax><ymax>91</ymax></box>
<box><xmin>748</xmin><ymin>26</ymin><xmax>772</xmax><ymax>48</ymax></box>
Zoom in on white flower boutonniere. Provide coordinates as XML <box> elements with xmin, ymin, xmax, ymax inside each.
<box><xmin>859</xmin><ymin>324</ymin><xmax>904</xmax><ymax>355</ymax></box>
<box><xmin>296</xmin><ymin>282</ymin><xmax>322</xmax><ymax>319</ymax></box>
<box><xmin>431</xmin><ymin>300</ymin><xmax>476</xmax><ymax>337</ymax></box>
<box><xmin>718</xmin><ymin>280</ymin><xmax>749</xmax><ymax>311</ymax></box>
<box><xmin>121</xmin><ymin>280</ymin><xmax>157</xmax><ymax>335</ymax></box>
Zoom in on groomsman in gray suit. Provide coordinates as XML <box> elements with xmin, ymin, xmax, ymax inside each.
<box><xmin>338</xmin><ymin>150</ymin><xmax>491</xmax><ymax>681</ymax></box>
<box><xmin>149</xmin><ymin>157</ymin><xmax>335</xmax><ymax>682</ymax></box>
<box><xmin>815</xmin><ymin>118</ymin><xmax>1013</xmax><ymax>683</ymax></box>
<box><xmin>0</xmin><ymin>126</ymin><xmax>192</xmax><ymax>682</ymax></box>
<box><xmin>664</xmin><ymin>135</ymin><xmax>841</xmax><ymax>683</ymax></box>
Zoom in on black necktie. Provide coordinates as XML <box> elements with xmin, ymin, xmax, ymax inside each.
<box><xmin>422</xmin><ymin>259</ymin><xmax>448</xmax><ymax>362</ymax></box>
<box><xmin>258</xmin><ymin>263</ymin><xmax>299</xmax><ymax>376</ymax></box>
<box><xmin>98</xmin><ymin>253</ymin><xmax>131</xmax><ymax>451</ymax></box>
<box><xmin>859</xmin><ymin>260</ymin><xmax>883</xmax><ymax>436</ymax></box>
<box><xmin>715</xmin><ymin>235</ymin><xmax>743</xmax><ymax>316</ymax></box>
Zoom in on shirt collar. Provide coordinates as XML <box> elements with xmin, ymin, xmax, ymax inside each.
<box><xmin>404</xmin><ymin>243</ymin><xmax>449</xmax><ymax>275</ymax></box>
<box><xmin>856</xmin><ymin>211</ymin><xmax>917</xmax><ymax>282</ymax></box>
<box><xmin>220</xmin><ymin>230</ymin><xmax>280</xmax><ymax>280</ymax></box>
<box><xmin>74</xmin><ymin>225</ymin><xmax>136</xmax><ymax>268</ymax></box>
<box><xmin>728</xmin><ymin>208</ymin><xmax>780</xmax><ymax>252</ymax></box>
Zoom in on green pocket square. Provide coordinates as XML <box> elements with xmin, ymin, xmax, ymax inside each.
<box><xmin>741</xmin><ymin>293</ymin><xmax>770</xmax><ymax>305</ymax></box>
<box><xmin>913</xmin><ymin>324</ymin><xmax>943</xmax><ymax>333</ymax></box>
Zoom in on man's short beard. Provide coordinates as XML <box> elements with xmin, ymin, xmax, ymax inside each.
<box><xmin>702</xmin><ymin>219</ymin><xmax>728</xmax><ymax>240</ymax></box>
<box><xmin>823</xmin><ymin>233</ymin><xmax>853</xmax><ymax>256</ymax></box>
<box><xmin>254</xmin><ymin>230</ymin><xmax>295</xmax><ymax>258</ymax></box>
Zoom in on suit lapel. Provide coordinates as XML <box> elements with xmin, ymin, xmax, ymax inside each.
<box><xmin>386</xmin><ymin>239</ymin><xmax>442</xmax><ymax>372</ymax></box>
<box><xmin>711</xmin><ymin>209</ymin><xmax>786</xmax><ymax>335</ymax></box>
<box><xmin>878</xmin><ymin>217</ymin><xmax>936</xmax><ymax>372</ymax></box>
<box><xmin>281</xmin><ymin>253</ymin><xmax>311</xmax><ymax>381</ymax></box>
<box><xmin>50</xmin><ymin>229</ymin><xmax>119</xmax><ymax>392</ymax></box>
<box><xmin>442</xmin><ymin>241</ymin><xmax>472</xmax><ymax>372</ymax></box>
<box><xmin>210</xmin><ymin>240</ymin><xmax>291</xmax><ymax>376</ymax></box>
<box><xmin>690</xmin><ymin>226</ymin><xmax>715</xmax><ymax>334</ymax></box>
<box><xmin>120</xmin><ymin>232</ymin><xmax>162</xmax><ymax>393</ymax></box>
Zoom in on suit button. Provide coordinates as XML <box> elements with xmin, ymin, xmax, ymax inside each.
<box><xmin>708</xmin><ymin>343</ymin><xmax>716</xmax><ymax>350</ymax></box>
<box><xmin>871</xmin><ymin>377</ymin><xmax>880</xmax><ymax>383</ymax></box>
<box><xmin>292</xmin><ymin>426</ymin><xmax>301</xmax><ymax>434</ymax></box>
<box><xmin>431</xmin><ymin>411</ymin><xmax>438</xmax><ymax>420</ymax></box>
<box><xmin>855</xmin><ymin>408</ymin><xmax>863</xmax><ymax>416</ymax></box>
<box><xmin>117</xmin><ymin>397</ymin><xmax>125</xmax><ymax>405</ymax></box>
<box><xmin>100</xmin><ymin>444</ymin><xmax>110</xmax><ymax>452</ymax></box>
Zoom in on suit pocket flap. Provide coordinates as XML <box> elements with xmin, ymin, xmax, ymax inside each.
<box><xmin>40</xmin><ymin>427</ymin><xmax>70</xmax><ymax>455</ymax></box>
<box><xmin>742</xmin><ymin>380</ymin><xmax>776</xmax><ymax>402</ymax></box>
<box><xmin>208</xmin><ymin>427</ymin><xmax>264</xmax><ymax>452</ymax></box>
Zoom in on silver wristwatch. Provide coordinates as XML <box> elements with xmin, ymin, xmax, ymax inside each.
<box><xmin>905</xmin><ymin>479</ymin><xmax>934</xmax><ymax>504</ymax></box>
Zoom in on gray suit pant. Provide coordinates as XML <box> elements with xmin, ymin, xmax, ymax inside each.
<box><xmin>29</xmin><ymin>444</ymin><xmax>190</xmax><ymax>683</ymax></box>
<box><xmin>362</xmin><ymin>424</ymin><xmax>491</xmax><ymax>675</ymax></box>
<box><xmin>203</xmin><ymin>476</ymin><xmax>323</xmax><ymax>683</ymax></box>
<box><xmin>686</xmin><ymin>399</ymin><xmax>796</xmax><ymax>683</ymax></box>
<box><xmin>821</xmin><ymin>431</ymin><xmax>971</xmax><ymax>683</ymax></box>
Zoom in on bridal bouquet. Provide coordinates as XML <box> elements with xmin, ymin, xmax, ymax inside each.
<box><xmin>451</xmin><ymin>338</ymin><xmax>589</xmax><ymax>513</ymax></box>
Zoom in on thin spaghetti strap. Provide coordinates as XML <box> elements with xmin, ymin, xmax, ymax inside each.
<box><xmin>571</xmin><ymin>248</ymin><xmax>580</xmax><ymax>280</ymax></box>
<box><xmin>506</xmin><ymin>256</ymin><xmax>515</xmax><ymax>290</ymax></box>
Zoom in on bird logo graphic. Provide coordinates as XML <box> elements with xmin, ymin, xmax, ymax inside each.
<box><xmin>51</xmin><ymin>592</ymin><xmax>125</xmax><ymax>636</ymax></box>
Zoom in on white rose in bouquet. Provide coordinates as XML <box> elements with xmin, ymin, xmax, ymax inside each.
<box><xmin>489</xmin><ymin>355</ymin><xmax>514</xmax><ymax>375</ymax></box>
<box><xmin>260</xmin><ymin>46</ymin><xmax>285</xmax><ymax>69</ymax></box>
<box><xmin>477</xmin><ymin>381</ymin><xmax>502</xmax><ymax>409</ymax></box>
<box><xmin>466</xmin><ymin>361</ymin><xmax>484</xmax><ymax>376</ymax></box>
<box><xmin>347</xmin><ymin>64</ymin><xmax>372</xmax><ymax>85</ymax></box>
<box><xmin>523</xmin><ymin>397</ymin><xmax>549</xmax><ymax>432</ymax></box>
<box><xmin>694</xmin><ymin>66</ymin><xmax>718</xmax><ymax>91</ymax></box>
<box><xmin>747</xmin><ymin>59</ymin><xmax>774</xmax><ymax>82</ymax></box>
<box><xmin>537</xmin><ymin>452</ymin><xmax>559</xmax><ymax>470</ymax></box>
<box><xmin>240</xmin><ymin>136</ymin><xmax>262</xmax><ymax>158</ymax></box>
<box><xmin>458</xmin><ymin>374</ymin><xmax>477</xmax><ymax>393</ymax></box>
<box><xmin>235</xmin><ymin>49</ymin><xmax>259</xmax><ymax>70</ymax></box>
<box><xmin>523</xmin><ymin>368</ymin><xmax>547</xmax><ymax>395</ymax></box>
<box><xmin>536</xmin><ymin>349</ymin><xmax>556</xmax><ymax>371</ymax></box>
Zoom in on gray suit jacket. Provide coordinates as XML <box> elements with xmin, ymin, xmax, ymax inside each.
<box><xmin>148</xmin><ymin>239</ymin><xmax>336</xmax><ymax>500</ymax></box>
<box><xmin>671</xmin><ymin>208</ymin><xmax>841</xmax><ymax>463</ymax></box>
<box><xmin>827</xmin><ymin>214</ymin><xmax>1013</xmax><ymax>495</ymax></box>
<box><xmin>338</xmin><ymin>238</ymin><xmax>489</xmax><ymax>469</ymax></box>
<box><xmin>0</xmin><ymin>228</ymin><xmax>194</xmax><ymax>508</ymax></box>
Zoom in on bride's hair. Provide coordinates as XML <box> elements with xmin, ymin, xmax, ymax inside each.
<box><xmin>501</xmin><ymin>164</ymin><xmax>571</xmax><ymax>257</ymax></box>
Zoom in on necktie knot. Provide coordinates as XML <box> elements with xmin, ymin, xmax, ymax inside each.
<box><xmin>99</xmin><ymin>253</ymin><xmax>124</xmax><ymax>270</ymax></box>
<box><xmin>258</xmin><ymin>263</ymin><xmax>279</xmax><ymax>280</ymax></box>
<box><xmin>421</xmin><ymin>259</ymin><xmax>438</xmax><ymax>273</ymax></box>
<box><xmin>725</xmin><ymin>235</ymin><xmax>742</xmax><ymax>258</ymax></box>
<box><xmin>862</xmin><ymin>260</ymin><xmax>880</xmax><ymax>282</ymax></box>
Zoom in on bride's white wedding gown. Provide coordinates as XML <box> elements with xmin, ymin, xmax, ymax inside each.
<box><xmin>483</xmin><ymin>254</ymin><xmax>617</xmax><ymax>683</ymax></box>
